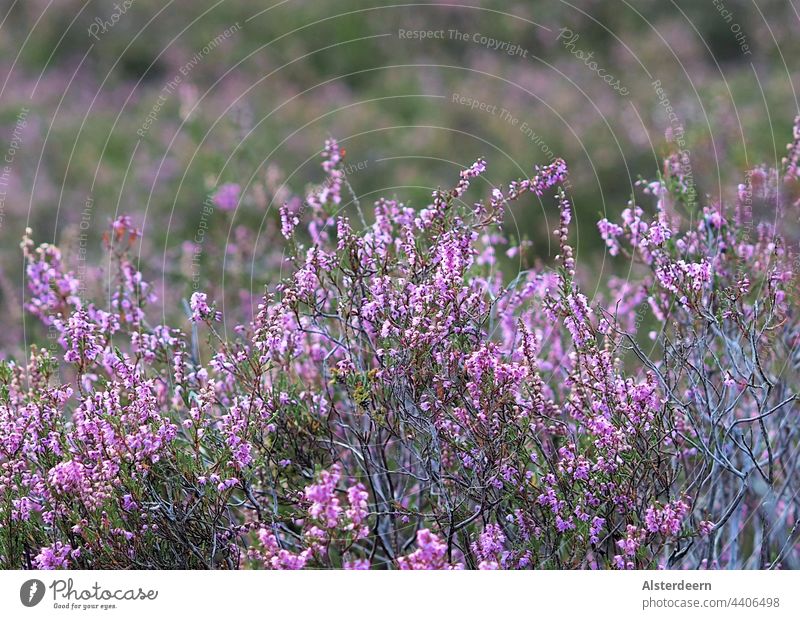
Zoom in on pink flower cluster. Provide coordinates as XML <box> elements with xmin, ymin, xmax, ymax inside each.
<box><xmin>397</xmin><ymin>530</ymin><xmax>462</xmax><ymax>570</ymax></box>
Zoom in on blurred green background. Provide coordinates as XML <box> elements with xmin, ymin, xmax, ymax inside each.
<box><xmin>0</xmin><ymin>0</ymin><xmax>798</xmax><ymax>348</ymax></box>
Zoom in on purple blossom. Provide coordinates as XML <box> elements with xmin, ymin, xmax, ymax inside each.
<box><xmin>212</xmin><ymin>183</ymin><xmax>241</xmax><ymax>211</ymax></box>
<box><xmin>397</xmin><ymin>530</ymin><xmax>462</xmax><ymax>570</ymax></box>
<box><xmin>189</xmin><ymin>292</ymin><xmax>221</xmax><ymax>322</ymax></box>
<box><xmin>33</xmin><ymin>542</ymin><xmax>73</xmax><ymax>570</ymax></box>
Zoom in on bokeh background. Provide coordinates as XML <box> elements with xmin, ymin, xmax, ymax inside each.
<box><xmin>1</xmin><ymin>0</ymin><xmax>798</xmax><ymax>350</ymax></box>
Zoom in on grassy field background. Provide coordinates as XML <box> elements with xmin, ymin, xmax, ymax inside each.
<box><xmin>1</xmin><ymin>0</ymin><xmax>798</xmax><ymax>349</ymax></box>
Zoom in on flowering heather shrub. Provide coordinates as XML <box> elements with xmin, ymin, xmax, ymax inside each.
<box><xmin>3</xmin><ymin>131</ymin><xmax>800</xmax><ymax>570</ymax></box>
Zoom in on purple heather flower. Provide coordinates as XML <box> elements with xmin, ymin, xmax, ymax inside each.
<box><xmin>33</xmin><ymin>542</ymin><xmax>73</xmax><ymax>570</ymax></box>
<box><xmin>212</xmin><ymin>183</ymin><xmax>241</xmax><ymax>211</ymax></box>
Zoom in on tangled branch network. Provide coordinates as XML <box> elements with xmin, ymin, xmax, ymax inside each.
<box><xmin>4</xmin><ymin>128</ymin><xmax>800</xmax><ymax>570</ymax></box>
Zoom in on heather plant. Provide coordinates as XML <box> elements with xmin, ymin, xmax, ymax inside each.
<box><xmin>2</xmin><ymin>128</ymin><xmax>800</xmax><ymax>570</ymax></box>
